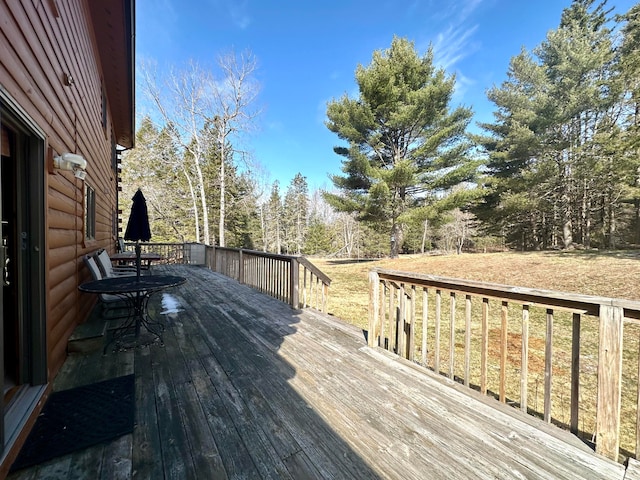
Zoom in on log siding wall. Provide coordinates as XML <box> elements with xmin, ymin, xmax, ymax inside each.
<box><xmin>1</xmin><ymin>0</ymin><xmax>123</xmax><ymax>377</ymax></box>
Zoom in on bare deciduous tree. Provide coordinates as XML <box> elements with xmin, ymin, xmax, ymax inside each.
<box><xmin>210</xmin><ymin>51</ymin><xmax>260</xmax><ymax>247</ymax></box>
<box><xmin>439</xmin><ymin>209</ymin><xmax>476</xmax><ymax>254</ymax></box>
<box><xmin>140</xmin><ymin>51</ymin><xmax>260</xmax><ymax>246</ymax></box>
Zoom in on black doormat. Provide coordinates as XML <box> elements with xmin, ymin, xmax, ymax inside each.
<box><xmin>10</xmin><ymin>374</ymin><xmax>135</xmax><ymax>472</ymax></box>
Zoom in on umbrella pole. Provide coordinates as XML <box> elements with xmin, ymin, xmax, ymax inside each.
<box><xmin>135</xmin><ymin>242</ymin><xmax>141</xmax><ymax>279</ymax></box>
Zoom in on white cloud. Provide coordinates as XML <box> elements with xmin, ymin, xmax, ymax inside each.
<box><xmin>407</xmin><ymin>0</ymin><xmax>485</xmax><ymax>114</ymax></box>
<box><xmin>432</xmin><ymin>23</ymin><xmax>480</xmax><ymax>70</ymax></box>
<box><xmin>410</xmin><ymin>0</ymin><xmax>484</xmax><ymax>71</ymax></box>
<box><xmin>458</xmin><ymin>0</ymin><xmax>483</xmax><ymax>21</ymax></box>
<box><xmin>428</xmin><ymin>0</ymin><xmax>483</xmax><ymax>22</ymax></box>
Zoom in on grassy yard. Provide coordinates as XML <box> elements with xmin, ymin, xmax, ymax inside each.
<box><xmin>310</xmin><ymin>250</ymin><xmax>640</xmax><ymax>458</ymax></box>
<box><xmin>311</xmin><ymin>250</ymin><xmax>640</xmax><ymax>330</ymax></box>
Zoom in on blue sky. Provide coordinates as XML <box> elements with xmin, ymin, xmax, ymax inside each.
<box><xmin>136</xmin><ymin>0</ymin><xmax>637</xmax><ymax>192</ymax></box>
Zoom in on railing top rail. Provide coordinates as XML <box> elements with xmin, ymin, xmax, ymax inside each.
<box><xmin>123</xmin><ymin>241</ymin><xmax>185</xmax><ymax>246</ymax></box>
<box><xmin>211</xmin><ymin>246</ymin><xmax>331</xmax><ymax>286</ymax></box>
<box><xmin>373</xmin><ymin>267</ymin><xmax>640</xmax><ymax>319</ymax></box>
<box><xmin>298</xmin><ymin>256</ymin><xmax>332</xmax><ymax>286</ymax></box>
<box><xmin>213</xmin><ymin>246</ymin><xmax>296</xmax><ymax>260</ymax></box>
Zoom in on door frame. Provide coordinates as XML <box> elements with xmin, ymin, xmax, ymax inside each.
<box><xmin>0</xmin><ymin>88</ymin><xmax>47</xmax><ymax>458</ymax></box>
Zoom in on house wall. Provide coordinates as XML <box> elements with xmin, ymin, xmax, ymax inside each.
<box><xmin>0</xmin><ymin>0</ymin><xmax>120</xmax><ymax>377</ymax></box>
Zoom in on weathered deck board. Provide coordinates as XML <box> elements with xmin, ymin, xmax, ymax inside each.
<box><xmin>8</xmin><ymin>264</ymin><xmax>629</xmax><ymax>479</ymax></box>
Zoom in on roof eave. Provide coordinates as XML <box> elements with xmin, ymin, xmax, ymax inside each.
<box><xmin>88</xmin><ymin>0</ymin><xmax>135</xmax><ymax>149</ymax></box>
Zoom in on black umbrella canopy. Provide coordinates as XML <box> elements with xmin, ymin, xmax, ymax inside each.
<box><xmin>124</xmin><ymin>189</ymin><xmax>151</xmax><ymax>242</ymax></box>
<box><xmin>124</xmin><ymin>189</ymin><xmax>151</xmax><ymax>278</ymax></box>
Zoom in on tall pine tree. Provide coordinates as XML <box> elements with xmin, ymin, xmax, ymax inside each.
<box><xmin>324</xmin><ymin>37</ymin><xmax>478</xmax><ymax>257</ymax></box>
<box><xmin>476</xmin><ymin>0</ymin><xmax>625</xmax><ymax>250</ymax></box>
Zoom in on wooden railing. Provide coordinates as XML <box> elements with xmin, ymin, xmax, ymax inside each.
<box><xmin>368</xmin><ymin>268</ymin><xmax>640</xmax><ymax>462</ymax></box>
<box><xmin>120</xmin><ymin>242</ymin><xmax>330</xmax><ymax>311</ymax></box>
<box><xmin>205</xmin><ymin>246</ymin><xmax>331</xmax><ymax>312</ymax></box>
<box><xmin>122</xmin><ymin>242</ymin><xmax>185</xmax><ymax>264</ymax></box>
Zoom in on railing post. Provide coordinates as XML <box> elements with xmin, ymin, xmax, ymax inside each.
<box><xmin>290</xmin><ymin>257</ymin><xmax>299</xmax><ymax>308</ymax></box>
<box><xmin>369</xmin><ymin>270</ymin><xmax>380</xmax><ymax>347</ymax></box>
<box><xmin>596</xmin><ymin>304</ymin><xmax>624</xmax><ymax>461</ymax></box>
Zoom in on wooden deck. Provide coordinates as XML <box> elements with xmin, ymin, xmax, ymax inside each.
<box><xmin>7</xmin><ymin>264</ymin><xmax>633</xmax><ymax>479</ymax></box>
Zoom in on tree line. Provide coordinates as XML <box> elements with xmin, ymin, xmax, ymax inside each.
<box><xmin>475</xmin><ymin>0</ymin><xmax>640</xmax><ymax>251</ymax></box>
<box><xmin>122</xmin><ymin>0</ymin><xmax>640</xmax><ymax>258</ymax></box>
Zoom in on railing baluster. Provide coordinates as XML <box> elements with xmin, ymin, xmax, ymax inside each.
<box><xmin>381</xmin><ymin>282</ymin><xmax>388</xmax><ymax>350</ymax></box>
<box><xmin>303</xmin><ymin>267</ymin><xmax>308</xmax><ymax>308</ymax></box>
<box><xmin>313</xmin><ymin>274</ymin><xmax>318</xmax><ymax>309</ymax></box>
<box><xmin>273</xmin><ymin>258</ymin><xmax>277</xmax><ymax>299</ymax></box>
<box><xmin>389</xmin><ymin>285</ymin><xmax>396</xmax><ymax>354</ymax></box>
<box><xmin>256</xmin><ymin>257</ymin><xmax>260</xmax><ymax>289</ymax></box>
<box><xmin>500</xmin><ymin>301</ymin><xmax>508</xmax><ymax>403</ymax></box>
<box><xmin>322</xmin><ymin>281</ymin><xmax>328</xmax><ymax>313</ymax></box>
<box><xmin>312</xmin><ymin>273</ymin><xmax>316</xmax><ymax>309</ymax></box>
<box><xmin>290</xmin><ymin>257</ymin><xmax>299</xmax><ymax>309</ymax></box>
<box><xmin>409</xmin><ymin>285</ymin><xmax>416</xmax><ymax>361</ymax></box>
<box><xmin>286</xmin><ymin>261</ymin><xmax>291</xmax><ymax>304</ymax></box>
<box><xmin>544</xmin><ymin>308</ymin><xmax>554</xmax><ymax>423</ymax></box>
<box><xmin>273</xmin><ymin>259</ymin><xmax>278</xmax><ymax>299</ymax></box>
<box><xmin>449</xmin><ymin>292</ymin><xmax>456</xmax><ymax>380</ymax></box>
<box><xmin>287</xmin><ymin>261</ymin><xmax>291</xmax><ymax>303</ymax></box>
<box><xmin>571</xmin><ymin>312</ymin><xmax>581</xmax><ymax>434</ymax></box>
<box><xmin>398</xmin><ymin>283</ymin><xmax>406</xmax><ymax>359</ymax></box>
<box><xmin>277</xmin><ymin>260</ymin><xmax>281</xmax><ymax>300</ymax></box>
<box><xmin>422</xmin><ymin>288</ymin><xmax>428</xmax><ymax>367</ymax></box>
<box><xmin>465</xmin><ymin>295</ymin><xmax>471</xmax><ymax>388</ymax></box>
<box><xmin>368</xmin><ymin>270</ymin><xmax>380</xmax><ymax>348</ymax></box>
<box><xmin>281</xmin><ymin>260</ymin><xmax>285</xmax><ymax>301</ymax></box>
<box><xmin>521</xmin><ymin>305</ymin><xmax>529</xmax><ymax>414</ymax></box>
<box><xmin>481</xmin><ymin>298</ymin><xmax>489</xmax><ymax>395</ymax></box>
<box><xmin>435</xmin><ymin>290</ymin><xmax>441</xmax><ymax>375</ymax></box>
<box><xmin>637</xmin><ymin>329</ymin><xmax>640</xmax><ymax>458</ymax></box>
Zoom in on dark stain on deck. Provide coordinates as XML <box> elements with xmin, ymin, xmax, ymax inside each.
<box><xmin>8</xmin><ymin>265</ymin><xmax>628</xmax><ymax>479</ymax></box>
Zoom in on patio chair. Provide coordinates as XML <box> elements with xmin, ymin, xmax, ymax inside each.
<box><xmin>83</xmin><ymin>255</ymin><xmax>130</xmax><ymax>316</ymax></box>
<box><xmin>94</xmin><ymin>249</ymin><xmax>137</xmax><ymax>278</ymax></box>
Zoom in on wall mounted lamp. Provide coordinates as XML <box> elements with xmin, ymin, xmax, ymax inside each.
<box><xmin>53</xmin><ymin>152</ymin><xmax>87</xmax><ymax>180</ymax></box>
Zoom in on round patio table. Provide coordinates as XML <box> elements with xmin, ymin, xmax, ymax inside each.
<box><xmin>79</xmin><ymin>274</ymin><xmax>186</xmax><ymax>352</ymax></box>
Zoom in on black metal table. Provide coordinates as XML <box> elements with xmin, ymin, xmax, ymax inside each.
<box><xmin>79</xmin><ymin>275</ymin><xmax>186</xmax><ymax>352</ymax></box>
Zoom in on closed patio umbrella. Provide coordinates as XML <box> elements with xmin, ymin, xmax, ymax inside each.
<box><xmin>124</xmin><ymin>189</ymin><xmax>151</xmax><ymax>278</ymax></box>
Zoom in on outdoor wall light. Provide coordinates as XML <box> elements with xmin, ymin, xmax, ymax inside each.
<box><xmin>53</xmin><ymin>153</ymin><xmax>87</xmax><ymax>180</ymax></box>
